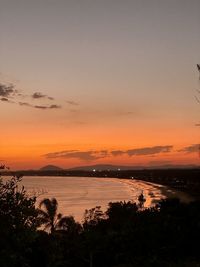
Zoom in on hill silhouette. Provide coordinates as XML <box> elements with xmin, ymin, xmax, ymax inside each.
<box><xmin>40</xmin><ymin>165</ymin><xmax>63</xmax><ymax>171</ymax></box>
<box><xmin>67</xmin><ymin>163</ymin><xmax>199</xmax><ymax>171</ymax></box>
<box><xmin>38</xmin><ymin>163</ymin><xmax>199</xmax><ymax>172</ymax></box>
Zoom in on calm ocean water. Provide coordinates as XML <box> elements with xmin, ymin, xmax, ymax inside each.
<box><xmin>4</xmin><ymin>176</ymin><xmax>166</xmax><ymax>221</ymax></box>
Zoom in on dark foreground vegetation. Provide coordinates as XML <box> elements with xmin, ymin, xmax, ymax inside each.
<box><xmin>3</xmin><ymin>168</ymin><xmax>200</xmax><ymax>199</ymax></box>
<box><xmin>0</xmin><ymin>174</ymin><xmax>200</xmax><ymax>267</ymax></box>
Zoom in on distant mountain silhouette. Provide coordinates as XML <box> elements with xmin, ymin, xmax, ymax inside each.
<box><xmin>40</xmin><ymin>165</ymin><xmax>63</xmax><ymax>171</ymax></box>
<box><xmin>68</xmin><ymin>164</ymin><xmax>147</xmax><ymax>171</ymax></box>
<box><xmin>150</xmin><ymin>164</ymin><xmax>198</xmax><ymax>169</ymax></box>
<box><xmin>39</xmin><ymin>163</ymin><xmax>199</xmax><ymax>172</ymax></box>
<box><xmin>67</xmin><ymin>164</ymin><xmax>199</xmax><ymax>171</ymax></box>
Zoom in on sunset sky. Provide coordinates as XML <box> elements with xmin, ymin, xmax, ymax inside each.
<box><xmin>0</xmin><ymin>0</ymin><xmax>200</xmax><ymax>170</ymax></box>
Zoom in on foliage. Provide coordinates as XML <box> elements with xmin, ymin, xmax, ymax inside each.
<box><xmin>0</xmin><ymin>176</ymin><xmax>40</xmax><ymax>267</ymax></box>
<box><xmin>38</xmin><ymin>198</ymin><xmax>81</xmax><ymax>234</ymax></box>
<box><xmin>0</xmin><ymin>175</ymin><xmax>200</xmax><ymax>267</ymax></box>
<box><xmin>83</xmin><ymin>206</ymin><xmax>106</xmax><ymax>229</ymax></box>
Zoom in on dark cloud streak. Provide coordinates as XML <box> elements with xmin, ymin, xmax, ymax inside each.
<box><xmin>66</xmin><ymin>100</ymin><xmax>79</xmax><ymax>106</ymax></box>
<box><xmin>0</xmin><ymin>83</ymin><xmax>16</xmax><ymax>97</ymax></box>
<box><xmin>126</xmin><ymin>146</ymin><xmax>173</xmax><ymax>156</ymax></box>
<box><xmin>32</xmin><ymin>92</ymin><xmax>54</xmax><ymax>100</ymax></box>
<box><xmin>49</xmin><ymin>104</ymin><xmax>61</xmax><ymax>109</ymax></box>
<box><xmin>178</xmin><ymin>144</ymin><xmax>199</xmax><ymax>153</ymax></box>
<box><xmin>18</xmin><ymin>102</ymin><xmax>61</xmax><ymax>109</ymax></box>
<box><xmin>0</xmin><ymin>80</ymin><xmax>65</xmax><ymax>112</ymax></box>
<box><xmin>1</xmin><ymin>97</ymin><xmax>9</xmax><ymax>101</ymax></box>
<box><xmin>19</xmin><ymin>102</ymin><xmax>32</xmax><ymax>107</ymax></box>
<box><xmin>111</xmin><ymin>150</ymin><xmax>125</xmax><ymax>156</ymax></box>
<box><xmin>34</xmin><ymin>104</ymin><xmax>61</xmax><ymax>109</ymax></box>
<box><xmin>44</xmin><ymin>150</ymin><xmax>108</xmax><ymax>161</ymax></box>
<box><xmin>43</xmin><ymin>145</ymin><xmax>173</xmax><ymax>161</ymax></box>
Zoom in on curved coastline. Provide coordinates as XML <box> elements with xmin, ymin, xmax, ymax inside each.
<box><xmin>2</xmin><ymin>175</ymin><xmax>194</xmax><ymax>221</ymax></box>
<box><xmin>118</xmin><ymin>178</ymin><xmax>194</xmax><ymax>206</ymax></box>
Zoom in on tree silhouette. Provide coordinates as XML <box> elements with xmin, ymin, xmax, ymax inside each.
<box><xmin>57</xmin><ymin>215</ymin><xmax>82</xmax><ymax>235</ymax></box>
<box><xmin>39</xmin><ymin>198</ymin><xmax>62</xmax><ymax>233</ymax></box>
<box><xmin>39</xmin><ymin>197</ymin><xmax>80</xmax><ymax>234</ymax></box>
<box><xmin>83</xmin><ymin>206</ymin><xmax>105</xmax><ymax>229</ymax></box>
<box><xmin>138</xmin><ymin>193</ymin><xmax>146</xmax><ymax>209</ymax></box>
<box><xmin>0</xmin><ymin>175</ymin><xmax>40</xmax><ymax>267</ymax></box>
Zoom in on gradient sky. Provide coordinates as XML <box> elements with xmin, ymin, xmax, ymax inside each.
<box><xmin>0</xmin><ymin>0</ymin><xmax>200</xmax><ymax>170</ymax></box>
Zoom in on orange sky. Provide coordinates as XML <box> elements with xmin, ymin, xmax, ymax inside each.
<box><xmin>1</xmin><ymin>116</ymin><xmax>199</xmax><ymax>169</ymax></box>
<box><xmin>0</xmin><ymin>0</ymin><xmax>200</xmax><ymax>170</ymax></box>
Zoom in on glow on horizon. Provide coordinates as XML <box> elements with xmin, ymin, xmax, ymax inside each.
<box><xmin>0</xmin><ymin>0</ymin><xmax>200</xmax><ymax>170</ymax></box>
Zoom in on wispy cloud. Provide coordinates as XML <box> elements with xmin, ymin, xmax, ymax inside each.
<box><xmin>0</xmin><ymin>83</ymin><xmax>17</xmax><ymax>97</ymax></box>
<box><xmin>178</xmin><ymin>144</ymin><xmax>199</xmax><ymax>153</ymax></box>
<box><xmin>126</xmin><ymin>146</ymin><xmax>173</xmax><ymax>156</ymax></box>
<box><xmin>19</xmin><ymin>101</ymin><xmax>61</xmax><ymax>110</ymax></box>
<box><xmin>49</xmin><ymin>104</ymin><xmax>61</xmax><ymax>109</ymax></box>
<box><xmin>34</xmin><ymin>104</ymin><xmax>61</xmax><ymax>109</ymax></box>
<box><xmin>33</xmin><ymin>105</ymin><xmax>48</xmax><ymax>109</ymax></box>
<box><xmin>111</xmin><ymin>150</ymin><xmax>125</xmax><ymax>156</ymax></box>
<box><xmin>1</xmin><ymin>81</ymin><xmax>62</xmax><ymax>110</ymax></box>
<box><xmin>44</xmin><ymin>150</ymin><xmax>108</xmax><ymax>161</ymax></box>
<box><xmin>1</xmin><ymin>97</ymin><xmax>9</xmax><ymax>102</ymax></box>
<box><xmin>19</xmin><ymin>102</ymin><xmax>61</xmax><ymax>109</ymax></box>
<box><xmin>44</xmin><ymin>145</ymin><xmax>173</xmax><ymax>161</ymax></box>
<box><xmin>32</xmin><ymin>92</ymin><xmax>54</xmax><ymax>100</ymax></box>
<box><xmin>19</xmin><ymin>102</ymin><xmax>32</xmax><ymax>107</ymax></box>
<box><xmin>111</xmin><ymin>146</ymin><xmax>173</xmax><ymax>157</ymax></box>
<box><xmin>1</xmin><ymin>97</ymin><xmax>15</xmax><ymax>103</ymax></box>
<box><xmin>66</xmin><ymin>100</ymin><xmax>79</xmax><ymax>106</ymax></box>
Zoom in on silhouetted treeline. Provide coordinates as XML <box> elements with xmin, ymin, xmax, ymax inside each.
<box><xmin>2</xmin><ymin>168</ymin><xmax>200</xmax><ymax>199</ymax></box>
<box><xmin>0</xmin><ymin>176</ymin><xmax>200</xmax><ymax>267</ymax></box>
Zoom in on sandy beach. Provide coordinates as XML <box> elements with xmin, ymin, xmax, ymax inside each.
<box><xmin>119</xmin><ymin>178</ymin><xmax>194</xmax><ymax>207</ymax></box>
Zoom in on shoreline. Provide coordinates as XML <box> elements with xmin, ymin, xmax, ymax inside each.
<box><xmin>2</xmin><ymin>173</ymin><xmax>196</xmax><ymax>204</ymax></box>
<box><xmin>2</xmin><ymin>168</ymin><xmax>199</xmax><ymax>200</ymax></box>
<box><xmin>144</xmin><ymin>181</ymin><xmax>194</xmax><ymax>203</ymax></box>
<box><xmin>2</xmin><ymin>175</ymin><xmax>196</xmax><ymax>221</ymax></box>
<box><xmin>117</xmin><ymin>178</ymin><xmax>194</xmax><ymax>208</ymax></box>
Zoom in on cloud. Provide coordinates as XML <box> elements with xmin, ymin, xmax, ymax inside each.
<box><xmin>1</xmin><ymin>97</ymin><xmax>9</xmax><ymax>101</ymax></box>
<box><xmin>18</xmin><ymin>102</ymin><xmax>61</xmax><ymax>109</ymax></box>
<box><xmin>43</xmin><ymin>146</ymin><xmax>172</xmax><ymax>161</ymax></box>
<box><xmin>0</xmin><ymin>83</ymin><xmax>16</xmax><ymax>97</ymax></box>
<box><xmin>178</xmin><ymin>144</ymin><xmax>199</xmax><ymax>153</ymax></box>
<box><xmin>1</xmin><ymin>81</ymin><xmax>62</xmax><ymax>110</ymax></box>
<box><xmin>1</xmin><ymin>97</ymin><xmax>15</xmax><ymax>103</ymax></box>
<box><xmin>34</xmin><ymin>105</ymin><xmax>48</xmax><ymax>109</ymax></box>
<box><xmin>148</xmin><ymin>160</ymin><xmax>172</xmax><ymax>166</ymax></box>
<box><xmin>110</xmin><ymin>146</ymin><xmax>173</xmax><ymax>157</ymax></box>
<box><xmin>126</xmin><ymin>146</ymin><xmax>173</xmax><ymax>156</ymax></box>
<box><xmin>99</xmin><ymin>150</ymin><xmax>109</xmax><ymax>157</ymax></box>
<box><xmin>32</xmin><ymin>92</ymin><xmax>46</xmax><ymax>99</ymax></box>
<box><xmin>111</xmin><ymin>150</ymin><xmax>125</xmax><ymax>156</ymax></box>
<box><xmin>32</xmin><ymin>92</ymin><xmax>54</xmax><ymax>100</ymax></box>
<box><xmin>19</xmin><ymin>102</ymin><xmax>32</xmax><ymax>107</ymax></box>
<box><xmin>34</xmin><ymin>104</ymin><xmax>61</xmax><ymax>109</ymax></box>
<box><xmin>66</xmin><ymin>100</ymin><xmax>79</xmax><ymax>106</ymax></box>
<box><xmin>49</xmin><ymin>104</ymin><xmax>61</xmax><ymax>109</ymax></box>
<box><xmin>44</xmin><ymin>150</ymin><xmax>109</xmax><ymax>161</ymax></box>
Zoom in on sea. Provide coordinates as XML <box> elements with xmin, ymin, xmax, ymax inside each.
<box><xmin>4</xmin><ymin>176</ymin><xmax>168</xmax><ymax>221</ymax></box>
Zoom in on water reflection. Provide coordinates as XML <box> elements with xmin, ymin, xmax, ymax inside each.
<box><xmin>4</xmin><ymin>176</ymin><xmax>166</xmax><ymax>221</ymax></box>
